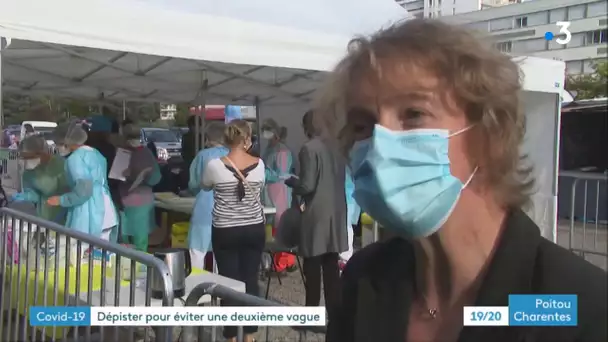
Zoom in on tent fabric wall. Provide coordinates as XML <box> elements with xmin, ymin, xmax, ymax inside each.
<box><xmin>520</xmin><ymin>91</ymin><xmax>561</xmax><ymax>242</ymax></box>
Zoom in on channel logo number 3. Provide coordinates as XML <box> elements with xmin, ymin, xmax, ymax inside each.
<box><xmin>556</xmin><ymin>21</ymin><xmax>572</xmax><ymax>45</ymax></box>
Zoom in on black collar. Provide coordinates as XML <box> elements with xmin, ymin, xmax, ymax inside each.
<box><xmin>458</xmin><ymin>210</ymin><xmax>542</xmax><ymax>342</ymax></box>
<box><xmin>354</xmin><ymin>210</ymin><xmax>544</xmax><ymax>342</ymax></box>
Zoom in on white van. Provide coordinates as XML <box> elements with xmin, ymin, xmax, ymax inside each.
<box><xmin>20</xmin><ymin>121</ymin><xmax>57</xmax><ymax>145</ymax></box>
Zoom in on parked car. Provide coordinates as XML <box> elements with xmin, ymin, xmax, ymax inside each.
<box><xmin>20</xmin><ymin>121</ymin><xmax>57</xmax><ymax>146</ymax></box>
<box><xmin>141</xmin><ymin>127</ymin><xmax>182</xmax><ymax>163</ymax></box>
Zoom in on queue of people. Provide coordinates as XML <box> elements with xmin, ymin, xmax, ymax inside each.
<box><xmin>11</xmin><ymin>111</ymin><xmax>370</xmax><ymax>341</ymax></box>
<box><xmin>180</xmin><ymin>116</ymin><xmax>351</xmax><ymax>341</ymax></box>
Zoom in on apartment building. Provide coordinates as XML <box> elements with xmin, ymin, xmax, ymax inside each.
<box><xmin>396</xmin><ymin>0</ymin><xmax>520</xmax><ymax>18</ymax></box>
<box><xmin>159</xmin><ymin>103</ymin><xmax>176</xmax><ymax>120</ymax></box>
<box><xmin>444</xmin><ymin>0</ymin><xmax>608</xmax><ymax>74</ymax></box>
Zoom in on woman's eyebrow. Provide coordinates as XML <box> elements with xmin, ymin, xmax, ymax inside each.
<box><xmin>386</xmin><ymin>92</ymin><xmax>432</xmax><ymax>103</ymax></box>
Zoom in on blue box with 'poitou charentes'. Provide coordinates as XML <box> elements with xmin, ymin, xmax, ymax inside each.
<box><xmin>508</xmin><ymin>294</ymin><xmax>577</xmax><ymax>326</ymax></box>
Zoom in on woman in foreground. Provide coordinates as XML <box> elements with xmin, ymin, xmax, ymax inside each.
<box><xmin>321</xmin><ymin>19</ymin><xmax>606</xmax><ymax>342</ymax></box>
<box><xmin>201</xmin><ymin>119</ymin><xmax>265</xmax><ymax>342</ymax></box>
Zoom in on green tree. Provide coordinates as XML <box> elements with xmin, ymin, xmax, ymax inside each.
<box><xmin>566</xmin><ymin>60</ymin><xmax>608</xmax><ymax>100</ymax></box>
<box><xmin>2</xmin><ymin>94</ymin><xmax>32</xmax><ymax>125</ymax></box>
<box><xmin>2</xmin><ymin>94</ymin><xmax>67</xmax><ymax>124</ymax></box>
<box><xmin>137</xmin><ymin>103</ymin><xmax>160</xmax><ymax>123</ymax></box>
<box><xmin>63</xmin><ymin>99</ymin><xmax>93</xmax><ymax>119</ymax></box>
<box><xmin>174</xmin><ymin>104</ymin><xmax>191</xmax><ymax>127</ymax></box>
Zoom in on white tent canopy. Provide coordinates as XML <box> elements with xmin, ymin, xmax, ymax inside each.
<box><xmin>0</xmin><ymin>0</ymin><xmax>405</xmax><ymax>106</ymax></box>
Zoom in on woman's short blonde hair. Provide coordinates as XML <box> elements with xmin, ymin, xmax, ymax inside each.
<box><xmin>224</xmin><ymin>119</ymin><xmax>252</xmax><ymax>147</ymax></box>
<box><xmin>314</xmin><ymin>19</ymin><xmax>534</xmax><ymax>209</ymax></box>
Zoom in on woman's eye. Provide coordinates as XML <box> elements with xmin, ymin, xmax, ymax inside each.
<box><xmin>399</xmin><ymin>108</ymin><xmax>427</xmax><ymax>128</ymax></box>
<box><xmin>353</xmin><ymin>124</ymin><xmax>366</xmax><ymax>133</ymax></box>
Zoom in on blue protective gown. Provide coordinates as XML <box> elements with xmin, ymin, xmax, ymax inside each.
<box><xmin>341</xmin><ymin>167</ymin><xmax>361</xmax><ymax>261</ymax></box>
<box><xmin>188</xmin><ymin>146</ymin><xmax>229</xmax><ymax>253</ymax></box>
<box><xmin>262</xmin><ymin>142</ymin><xmax>293</xmax><ymax>227</ymax></box>
<box><xmin>345</xmin><ymin>167</ymin><xmax>361</xmax><ymax>227</ymax></box>
<box><xmin>59</xmin><ymin>146</ymin><xmax>118</xmax><ymax>240</ymax></box>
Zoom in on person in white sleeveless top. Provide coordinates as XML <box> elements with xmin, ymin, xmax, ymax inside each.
<box><xmin>201</xmin><ymin>119</ymin><xmax>265</xmax><ymax>342</ymax></box>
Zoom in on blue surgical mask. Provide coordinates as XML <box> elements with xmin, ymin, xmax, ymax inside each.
<box><xmin>57</xmin><ymin>145</ymin><xmax>71</xmax><ymax>157</ymax></box>
<box><xmin>352</xmin><ymin>124</ymin><xmax>477</xmax><ymax>238</ymax></box>
<box><xmin>349</xmin><ymin>139</ymin><xmax>371</xmax><ymax>172</ymax></box>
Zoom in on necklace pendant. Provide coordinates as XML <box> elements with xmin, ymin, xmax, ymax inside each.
<box><xmin>428</xmin><ymin>309</ymin><xmax>438</xmax><ymax>319</ymax></box>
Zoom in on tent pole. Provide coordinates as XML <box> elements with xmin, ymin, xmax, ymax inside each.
<box><xmin>254</xmin><ymin>97</ymin><xmax>261</xmax><ymax>155</ymax></box>
<box><xmin>122</xmin><ymin>100</ymin><xmax>127</xmax><ymax>121</ymax></box>
<box><xmin>0</xmin><ymin>37</ymin><xmax>6</xmax><ymax>128</ymax></box>
<box><xmin>195</xmin><ymin>78</ymin><xmax>208</xmax><ymax>154</ymax></box>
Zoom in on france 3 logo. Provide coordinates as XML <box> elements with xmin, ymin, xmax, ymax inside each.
<box><xmin>544</xmin><ymin>22</ymin><xmax>572</xmax><ymax>45</ymax></box>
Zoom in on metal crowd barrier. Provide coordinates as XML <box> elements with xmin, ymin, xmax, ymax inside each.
<box><xmin>561</xmin><ymin>171</ymin><xmax>608</xmax><ymax>271</ymax></box>
<box><xmin>182</xmin><ymin>283</ymin><xmax>326</xmax><ymax>342</ymax></box>
<box><xmin>0</xmin><ymin>207</ymin><xmax>175</xmax><ymax>342</ymax></box>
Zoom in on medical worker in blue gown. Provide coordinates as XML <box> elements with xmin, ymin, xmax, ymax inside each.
<box><xmin>340</xmin><ymin>167</ymin><xmax>361</xmax><ymax>264</ymax></box>
<box><xmin>261</xmin><ymin>119</ymin><xmax>295</xmax><ymax>272</ymax></box>
<box><xmin>47</xmin><ymin>122</ymin><xmax>119</xmax><ymax>257</ymax></box>
<box><xmin>188</xmin><ymin>122</ymin><xmax>229</xmax><ymax>269</ymax></box>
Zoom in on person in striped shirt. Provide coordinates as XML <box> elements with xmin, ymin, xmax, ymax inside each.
<box><xmin>201</xmin><ymin>119</ymin><xmax>265</xmax><ymax>342</ymax></box>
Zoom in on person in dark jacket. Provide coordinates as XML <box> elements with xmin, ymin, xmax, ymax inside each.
<box><xmin>318</xmin><ymin>19</ymin><xmax>607</xmax><ymax>342</ymax></box>
<box><xmin>284</xmin><ymin>110</ymin><xmax>348</xmax><ymax>318</ymax></box>
<box><xmin>85</xmin><ymin>115</ymin><xmax>122</xmax><ymax>210</ymax></box>
<box><xmin>181</xmin><ymin>115</ymin><xmax>203</xmax><ymax>168</ymax></box>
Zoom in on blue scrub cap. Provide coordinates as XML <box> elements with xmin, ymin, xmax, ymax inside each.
<box><xmin>89</xmin><ymin>115</ymin><xmax>113</xmax><ymax>133</ymax></box>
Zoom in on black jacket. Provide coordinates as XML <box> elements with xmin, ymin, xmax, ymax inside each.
<box><xmin>328</xmin><ymin>210</ymin><xmax>607</xmax><ymax>342</ymax></box>
<box><xmin>87</xmin><ymin>139</ymin><xmax>122</xmax><ymax>209</ymax></box>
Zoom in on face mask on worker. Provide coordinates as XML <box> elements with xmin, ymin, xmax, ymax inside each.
<box><xmin>24</xmin><ymin>158</ymin><xmax>41</xmax><ymax>170</ymax></box>
<box><xmin>57</xmin><ymin>145</ymin><xmax>71</xmax><ymax>157</ymax></box>
<box><xmin>352</xmin><ymin>124</ymin><xmax>477</xmax><ymax>238</ymax></box>
<box><xmin>262</xmin><ymin>131</ymin><xmax>274</xmax><ymax>140</ymax></box>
